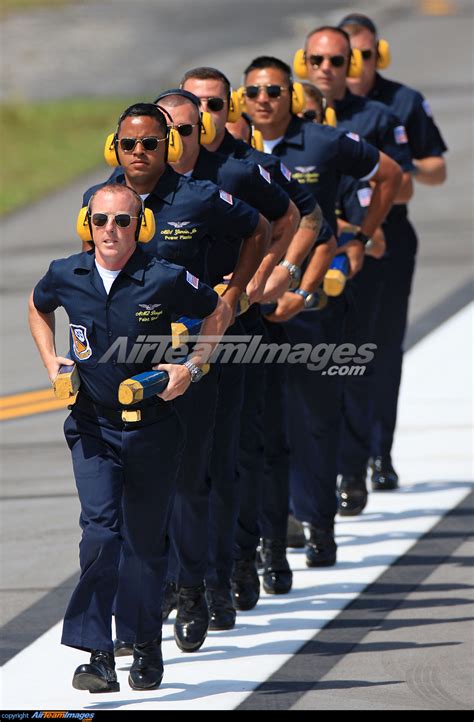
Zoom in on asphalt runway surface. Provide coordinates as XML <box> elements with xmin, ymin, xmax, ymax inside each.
<box><xmin>0</xmin><ymin>0</ymin><xmax>472</xmax><ymax>710</ymax></box>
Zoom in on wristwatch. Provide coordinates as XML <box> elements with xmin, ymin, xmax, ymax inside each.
<box><xmin>183</xmin><ymin>360</ymin><xmax>204</xmax><ymax>383</ymax></box>
<box><xmin>279</xmin><ymin>259</ymin><xmax>301</xmax><ymax>290</ymax></box>
<box><xmin>292</xmin><ymin>288</ymin><xmax>315</xmax><ymax>308</ymax></box>
<box><xmin>354</xmin><ymin>230</ymin><xmax>371</xmax><ymax>246</ymax></box>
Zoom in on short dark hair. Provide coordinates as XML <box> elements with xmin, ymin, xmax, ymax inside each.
<box><xmin>243</xmin><ymin>56</ymin><xmax>292</xmax><ymax>84</ymax></box>
<box><xmin>301</xmin><ymin>82</ymin><xmax>325</xmax><ymax>107</ymax></box>
<box><xmin>338</xmin><ymin>14</ymin><xmax>378</xmax><ymax>37</ymax></box>
<box><xmin>180</xmin><ymin>67</ymin><xmax>231</xmax><ymax>98</ymax></box>
<box><xmin>305</xmin><ymin>25</ymin><xmax>351</xmax><ymax>52</ymax></box>
<box><xmin>117</xmin><ymin>103</ymin><xmax>167</xmax><ymax>136</ymax></box>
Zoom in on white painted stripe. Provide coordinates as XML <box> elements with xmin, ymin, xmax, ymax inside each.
<box><xmin>1</xmin><ymin>304</ymin><xmax>472</xmax><ymax>710</ymax></box>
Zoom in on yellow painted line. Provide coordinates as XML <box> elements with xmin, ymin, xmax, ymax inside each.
<box><xmin>0</xmin><ymin>388</ymin><xmax>57</xmax><ymax>410</ymax></box>
<box><xmin>0</xmin><ymin>388</ymin><xmax>74</xmax><ymax>421</ymax></box>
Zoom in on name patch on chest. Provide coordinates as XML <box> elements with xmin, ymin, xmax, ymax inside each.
<box><xmin>135</xmin><ymin>303</ymin><xmax>163</xmax><ymax>322</ymax></box>
<box><xmin>293</xmin><ymin>166</ymin><xmax>320</xmax><ymax>185</ymax></box>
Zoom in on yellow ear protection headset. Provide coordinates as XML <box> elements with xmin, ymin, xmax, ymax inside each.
<box><xmin>103</xmin><ymin>103</ymin><xmax>183</xmax><ymax>167</ymax></box>
<box><xmin>338</xmin><ymin>14</ymin><xmax>391</xmax><ymax>70</ymax></box>
<box><xmin>240</xmin><ymin>112</ymin><xmax>264</xmax><ymax>151</ymax></box>
<box><xmin>227</xmin><ymin>87</ymin><xmax>243</xmax><ymax>123</ymax></box>
<box><xmin>156</xmin><ymin>88</ymin><xmax>217</xmax><ymax>146</ymax></box>
<box><xmin>293</xmin><ymin>25</ymin><xmax>364</xmax><ymax>81</ymax></box>
<box><xmin>76</xmin><ymin>186</ymin><xmax>156</xmax><ymax>244</ymax></box>
<box><xmin>238</xmin><ymin>78</ymin><xmax>305</xmax><ymax>116</ymax></box>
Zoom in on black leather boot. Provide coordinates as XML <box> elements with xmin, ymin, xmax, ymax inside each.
<box><xmin>174</xmin><ymin>584</ymin><xmax>209</xmax><ymax>652</ymax></box>
<box><xmin>338</xmin><ymin>474</ymin><xmax>368</xmax><ymax>516</ymax></box>
<box><xmin>72</xmin><ymin>650</ymin><xmax>119</xmax><ymax>693</ymax></box>
<box><xmin>261</xmin><ymin>538</ymin><xmax>293</xmax><ymax>594</ymax></box>
<box><xmin>206</xmin><ymin>587</ymin><xmax>236</xmax><ymax>630</ymax></box>
<box><xmin>128</xmin><ymin>638</ymin><xmax>163</xmax><ymax>690</ymax></box>
<box><xmin>370</xmin><ymin>456</ymin><xmax>399</xmax><ymax>491</ymax></box>
<box><xmin>304</xmin><ymin>524</ymin><xmax>337</xmax><ymax>567</ymax></box>
<box><xmin>231</xmin><ymin>558</ymin><xmax>260</xmax><ymax>611</ymax></box>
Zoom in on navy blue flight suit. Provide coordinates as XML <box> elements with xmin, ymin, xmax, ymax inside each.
<box><xmin>82</xmin><ymin>169</ymin><xmax>259</xmax><ymax>628</ymax></box>
<box><xmin>256</xmin><ymin>117</ymin><xmax>380</xmax><ymax>536</ymax></box>
<box><xmin>172</xmin><ymin>146</ymin><xmax>290</xmax><ymax>593</ymax></box>
<box><xmin>215</xmin><ymin>130</ymin><xmax>320</xmax><ymax>563</ymax></box>
<box><xmin>33</xmin><ymin>248</ymin><xmax>218</xmax><ymax>653</ymax></box>
<box><xmin>366</xmin><ymin>74</ymin><xmax>447</xmax><ymax>461</ymax></box>
<box><xmin>328</xmin><ymin>90</ymin><xmax>413</xmax><ymax>477</ymax></box>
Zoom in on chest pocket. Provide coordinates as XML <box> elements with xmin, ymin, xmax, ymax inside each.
<box><xmin>155</xmin><ymin>223</ymin><xmax>204</xmax><ymax>264</ymax></box>
<box><xmin>69</xmin><ymin>319</ymin><xmax>99</xmax><ymax>368</ymax></box>
<box><xmin>128</xmin><ymin>305</ymin><xmax>169</xmax><ymax>338</ymax></box>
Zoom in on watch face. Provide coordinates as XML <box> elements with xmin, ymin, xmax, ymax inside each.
<box><xmin>304</xmin><ymin>293</ymin><xmax>314</xmax><ymax>308</ymax></box>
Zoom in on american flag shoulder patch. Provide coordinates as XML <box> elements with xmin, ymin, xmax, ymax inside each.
<box><xmin>346</xmin><ymin>131</ymin><xmax>360</xmax><ymax>142</ymax></box>
<box><xmin>394</xmin><ymin>125</ymin><xmax>408</xmax><ymax>144</ymax></box>
<box><xmin>280</xmin><ymin>162</ymin><xmax>292</xmax><ymax>181</ymax></box>
<box><xmin>422</xmin><ymin>99</ymin><xmax>433</xmax><ymax>117</ymax></box>
<box><xmin>219</xmin><ymin>189</ymin><xmax>233</xmax><ymax>205</ymax></box>
<box><xmin>357</xmin><ymin>187</ymin><xmax>373</xmax><ymax>207</ymax></box>
<box><xmin>186</xmin><ymin>271</ymin><xmax>199</xmax><ymax>289</ymax></box>
<box><xmin>258</xmin><ymin>164</ymin><xmax>271</xmax><ymax>183</ymax></box>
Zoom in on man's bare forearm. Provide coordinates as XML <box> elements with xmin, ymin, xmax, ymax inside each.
<box><xmin>299</xmin><ymin>236</ymin><xmax>337</xmax><ymax>293</ymax></box>
<box><xmin>282</xmin><ymin>205</ymin><xmax>323</xmax><ymax>267</ymax></box>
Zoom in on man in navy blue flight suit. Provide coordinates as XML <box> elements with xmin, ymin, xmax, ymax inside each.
<box><xmin>29</xmin><ymin>184</ymin><xmax>230</xmax><ymax>692</ymax></box>
<box><xmin>339</xmin><ymin>13</ymin><xmax>448</xmax><ymax>495</ymax></box>
<box><xmin>81</xmin><ymin>103</ymin><xmax>270</xmax><ymax>655</ymax></box>
<box><xmin>181</xmin><ymin>67</ymin><xmax>325</xmax><ymax>610</ymax></box>
<box><xmin>301</xmin><ymin>25</ymin><xmax>414</xmax><ymax>515</ymax></box>
<box><xmin>155</xmin><ymin>87</ymin><xmax>299</xmax><ymax>632</ymax></box>
<box><xmin>242</xmin><ymin>55</ymin><xmax>402</xmax><ymax>580</ymax></box>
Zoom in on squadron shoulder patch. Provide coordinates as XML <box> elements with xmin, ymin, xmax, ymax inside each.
<box><xmin>70</xmin><ymin>324</ymin><xmax>92</xmax><ymax>360</ymax></box>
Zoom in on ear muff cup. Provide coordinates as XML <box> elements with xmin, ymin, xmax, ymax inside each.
<box><xmin>200</xmin><ymin>111</ymin><xmax>217</xmax><ymax>145</ymax></box>
<box><xmin>76</xmin><ymin>205</ymin><xmax>156</xmax><ymax>244</ymax></box>
<box><xmin>104</xmin><ymin>129</ymin><xmax>183</xmax><ymax>165</ymax></box>
<box><xmin>104</xmin><ymin>133</ymin><xmax>119</xmax><ymax>167</ymax></box>
<box><xmin>227</xmin><ymin>90</ymin><xmax>242</xmax><ymax>123</ymax></box>
<box><xmin>166</xmin><ymin>127</ymin><xmax>183</xmax><ymax>162</ymax></box>
<box><xmin>376</xmin><ymin>39</ymin><xmax>391</xmax><ymax>69</ymax></box>
<box><xmin>294</xmin><ymin>47</ymin><xmax>363</xmax><ymax>79</ymax></box>
<box><xmin>237</xmin><ymin>86</ymin><xmax>247</xmax><ymax>113</ymax></box>
<box><xmin>293</xmin><ymin>49</ymin><xmax>307</xmax><ymax>79</ymax></box>
<box><xmin>324</xmin><ymin>107</ymin><xmax>337</xmax><ymax>127</ymax></box>
<box><xmin>347</xmin><ymin>47</ymin><xmax>363</xmax><ymax>78</ymax></box>
<box><xmin>291</xmin><ymin>82</ymin><xmax>305</xmax><ymax>115</ymax></box>
<box><xmin>251</xmin><ymin>128</ymin><xmax>264</xmax><ymax>151</ymax></box>
<box><xmin>77</xmin><ymin>206</ymin><xmax>92</xmax><ymax>242</ymax></box>
<box><xmin>137</xmin><ymin>208</ymin><xmax>155</xmax><ymax>243</ymax></box>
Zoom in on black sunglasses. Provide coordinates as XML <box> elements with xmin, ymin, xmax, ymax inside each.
<box><xmin>200</xmin><ymin>97</ymin><xmax>225</xmax><ymax>112</ymax></box>
<box><xmin>361</xmin><ymin>49</ymin><xmax>374</xmax><ymax>61</ymax></box>
<box><xmin>309</xmin><ymin>54</ymin><xmax>346</xmax><ymax>68</ymax></box>
<box><xmin>118</xmin><ymin>136</ymin><xmax>166</xmax><ymax>152</ymax></box>
<box><xmin>174</xmin><ymin>123</ymin><xmax>200</xmax><ymax>137</ymax></box>
<box><xmin>245</xmin><ymin>84</ymin><xmax>286</xmax><ymax>100</ymax></box>
<box><xmin>302</xmin><ymin>109</ymin><xmax>318</xmax><ymax>121</ymax></box>
<box><xmin>91</xmin><ymin>213</ymin><xmax>139</xmax><ymax>228</ymax></box>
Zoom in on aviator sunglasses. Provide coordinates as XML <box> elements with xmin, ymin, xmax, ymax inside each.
<box><xmin>245</xmin><ymin>84</ymin><xmax>286</xmax><ymax>99</ymax></box>
<box><xmin>199</xmin><ymin>97</ymin><xmax>225</xmax><ymax>112</ymax></box>
<box><xmin>91</xmin><ymin>213</ymin><xmax>139</xmax><ymax>228</ymax></box>
<box><xmin>118</xmin><ymin>136</ymin><xmax>167</xmax><ymax>152</ymax></box>
<box><xmin>308</xmin><ymin>54</ymin><xmax>347</xmax><ymax>68</ymax></box>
